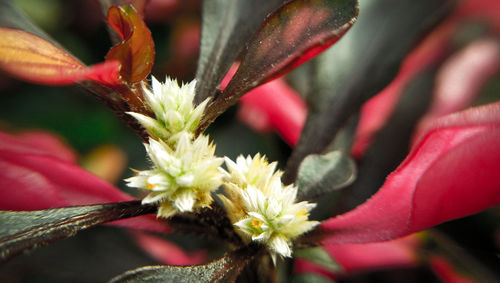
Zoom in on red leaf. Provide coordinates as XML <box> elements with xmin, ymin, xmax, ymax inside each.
<box><xmin>0</xmin><ymin>131</ymin><xmax>168</xmax><ymax>233</ymax></box>
<box><xmin>320</xmin><ymin>102</ymin><xmax>500</xmax><ymax>245</ymax></box>
<box><xmin>0</xmin><ymin>27</ymin><xmax>121</xmax><ymax>86</ymax></box>
<box><xmin>106</xmin><ymin>4</ymin><xmax>155</xmax><ymax>83</ymax></box>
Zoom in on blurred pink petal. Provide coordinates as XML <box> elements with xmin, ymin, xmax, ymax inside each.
<box><xmin>295</xmin><ymin>235</ymin><xmax>419</xmax><ymax>279</ymax></box>
<box><xmin>0</xmin><ymin>131</ymin><xmax>168</xmax><ymax>233</ymax></box>
<box><xmin>321</xmin><ymin>102</ymin><xmax>500</xmax><ymax>244</ymax></box>
<box><xmin>131</xmin><ymin>231</ymin><xmax>206</xmax><ymax>265</ymax></box>
<box><xmin>430</xmin><ymin>256</ymin><xmax>477</xmax><ymax>283</ymax></box>
<box><xmin>415</xmin><ymin>38</ymin><xmax>500</xmax><ymax>141</ymax></box>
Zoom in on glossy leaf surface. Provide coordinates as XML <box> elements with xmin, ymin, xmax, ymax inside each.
<box><xmin>195</xmin><ymin>0</ymin><xmax>285</xmax><ymax>103</ymax></box>
<box><xmin>0</xmin><ymin>27</ymin><xmax>121</xmax><ymax>85</ymax></box>
<box><xmin>320</xmin><ymin>102</ymin><xmax>500</xmax><ymax>244</ymax></box>
<box><xmin>0</xmin><ymin>201</ymin><xmax>155</xmax><ymax>262</ymax></box>
<box><xmin>105</xmin><ymin>4</ymin><xmax>154</xmax><ymax>83</ymax></box>
<box><xmin>284</xmin><ymin>0</ymin><xmax>457</xmax><ymax>182</ymax></box>
<box><xmin>109</xmin><ymin>247</ymin><xmax>258</xmax><ymax>283</ymax></box>
<box><xmin>296</xmin><ymin>151</ymin><xmax>356</xmax><ymax>201</ymax></box>
<box><xmin>201</xmin><ymin>0</ymin><xmax>358</xmax><ymax>129</ymax></box>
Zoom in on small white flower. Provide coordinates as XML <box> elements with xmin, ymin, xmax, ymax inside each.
<box><xmin>126</xmin><ymin>133</ymin><xmax>224</xmax><ymax>218</ymax></box>
<box><xmin>220</xmin><ymin>154</ymin><xmax>319</xmax><ymax>260</ymax></box>
<box><xmin>127</xmin><ymin>76</ymin><xmax>209</xmax><ymax>143</ymax></box>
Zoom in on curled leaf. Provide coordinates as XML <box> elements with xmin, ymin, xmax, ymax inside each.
<box><xmin>0</xmin><ymin>27</ymin><xmax>121</xmax><ymax>85</ymax></box>
<box><xmin>106</xmin><ymin>4</ymin><xmax>155</xmax><ymax>83</ymax></box>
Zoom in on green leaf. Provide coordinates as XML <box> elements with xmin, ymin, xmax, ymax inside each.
<box><xmin>195</xmin><ymin>0</ymin><xmax>286</xmax><ymax>104</ymax></box>
<box><xmin>0</xmin><ymin>201</ymin><xmax>155</xmax><ymax>262</ymax></box>
<box><xmin>109</xmin><ymin>246</ymin><xmax>259</xmax><ymax>283</ymax></box>
<box><xmin>201</xmin><ymin>0</ymin><xmax>358</xmax><ymax>130</ymax></box>
<box><xmin>292</xmin><ymin>273</ymin><xmax>336</xmax><ymax>283</ymax></box>
<box><xmin>284</xmin><ymin>0</ymin><xmax>457</xmax><ymax>182</ymax></box>
<box><xmin>295</xmin><ymin>247</ymin><xmax>343</xmax><ymax>274</ymax></box>
<box><xmin>296</xmin><ymin>151</ymin><xmax>356</xmax><ymax>201</ymax></box>
<box><xmin>105</xmin><ymin>4</ymin><xmax>155</xmax><ymax>83</ymax></box>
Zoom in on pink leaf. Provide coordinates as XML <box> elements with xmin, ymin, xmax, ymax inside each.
<box><xmin>352</xmin><ymin>0</ymin><xmax>500</xmax><ymax>158</ymax></box>
<box><xmin>0</xmin><ymin>131</ymin><xmax>168</xmax><ymax>233</ymax></box>
<box><xmin>321</xmin><ymin>102</ymin><xmax>500</xmax><ymax>245</ymax></box>
<box><xmin>295</xmin><ymin>235</ymin><xmax>419</xmax><ymax>279</ymax></box>
<box><xmin>131</xmin><ymin>231</ymin><xmax>206</xmax><ymax>266</ymax></box>
<box><xmin>221</xmin><ymin>63</ymin><xmax>307</xmax><ymax>146</ymax></box>
<box><xmin>238</xmin><ymin>78</ymin><xmax>307</xmax><ymax>146</ymax></box>
<box><xmin>414</xmin><ymin>38</ymin><xmax>500</xmax><ymax>141</ymax></box>
<box><xmin>0</xmin><ymin>131</ymin><xmax>77</xmax><ymax>163</ymax></box>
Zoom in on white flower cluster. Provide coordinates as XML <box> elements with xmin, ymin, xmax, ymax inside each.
<box><xmin>127</xmin><ymin>76</ymin><xmax>208</xmax><ymax>144</ymax></box>
<box><xmin>126</xmin><ymin>77</ymin><xmax>318</xmax><ymax>259</ymax></box>
<box><xmin>219</xmin><ymin>154</ymin><xmax>319</xmax><ymax>260</ymax></box>
<box><xmin>126</xmin><ymin>76</ymin><xmax>223</xmax><ymax>218</ymax></box>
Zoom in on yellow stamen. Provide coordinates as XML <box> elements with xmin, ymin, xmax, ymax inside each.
<box><xmin>251</xmin><ymin>218</ymin><xmax>263</xmax><ymax>229</ymax></box>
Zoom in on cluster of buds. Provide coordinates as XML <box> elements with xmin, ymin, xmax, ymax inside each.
<box><xmin>125</xmin><ymin>76</ymin><xmax>223</xmax><ymax>218</ymax></box>
<box><xmin>126</xmin><ymin>77</ymin><xmax>318</xmax><ymax>258</ymax></box>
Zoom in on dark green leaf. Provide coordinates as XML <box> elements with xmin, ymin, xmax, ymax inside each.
<box><xmin>295</xmin><ymin>247</ymin><xmax>342</xmax><ymax>273</ymax></box>
<box><xmin>109</xmin><ymin>246</ymin><xmax>259</xmax><ymax>283</ymax></box>
<box><xmin>296</xmin><ymin>151</ymin><xmax>356</xmax><ymax>201</ymax></box>
<box><xmin>284</xmin><ymin>0</ymin><xmax>457</xmax><ymax>183</ymax></box>
<box><xmin>292</xmin><ymin>273</ymin><xmax>336</xmax><ymax>283</ymax></box>
<box><xmin>195</xmin><ymin>0</ymin><xmax>286</xmax><ymax>104</ymax></box>
<box><xmin>200</xmin><ymin>0</ymin><xmax>358</xmax><ymax>130</ymax></box>
<box><xmin>0</xmin><ymin>201</ymin><xmax>155</xmax><ymax>262</ymax></box>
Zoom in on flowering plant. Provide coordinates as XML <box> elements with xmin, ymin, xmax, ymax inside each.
<box><xmin>0</xmin><ymin>0</ymin><xmax>499</xmax><ymax>282</ymax></box>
